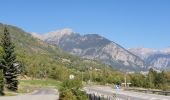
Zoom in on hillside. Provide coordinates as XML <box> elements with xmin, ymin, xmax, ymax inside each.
<box><xmin>35</xmin><ymin>29</ymin><xmax>146</xmax><ymax>71</ymax></box>
<box><xmin>0</xmin><ymin>23</ymin><xmax>112</xmax><ymax>80</ymax></box>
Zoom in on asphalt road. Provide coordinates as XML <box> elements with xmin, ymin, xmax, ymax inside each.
<box><xmin>32</xmin><ymin>88</ymin><xmax>58</xmax><ymax>95</ymax></box>
<box><xmin>116</xmin><ymin>90</ymin><xmax>170</xmax><ymax>100</ymax></box>
<box><xmin>84</xmin><ymin>86</ymin><xmax>170</xmax><ymax>100</ymax></box>
<box><xmin>0</xmin><ymin>88</ymin><xmax>59</xmax><ymax>100</ymax></box>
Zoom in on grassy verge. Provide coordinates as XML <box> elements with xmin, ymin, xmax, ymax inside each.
<box><xmin>19</xmin><ymin>79</ymin><xmax>62</xmax><ymax>89</ymax></box>
<box><xmin>4</xmin><ymin>79</ymin><xmax>62</xmax><ymax>95</ymax></box>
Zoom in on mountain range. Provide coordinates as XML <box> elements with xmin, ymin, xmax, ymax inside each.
<box><xmin>1</xmin><ymin>23</ymin><xmax>169</xmax><ymax>71</ymax></box>
<box><xmin>33</xmin><ymin>29</ymin><xmax>146</xmax><ymax>71</ymax></box>
<box><xmin>33</xmin><ymin>28</ymin><xmax>170</xmax><ymax>71</ymax></box>
<box><xmin>129</xmin><ymin>48</ymin><xmax>170</xmax><ymax>70</ymax></box>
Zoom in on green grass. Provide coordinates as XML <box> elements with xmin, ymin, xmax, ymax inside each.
<box><xmin>4</xmin><ymin>92</ymin><xmax>17</xmax><ymax>96</ymax></box>
<box><xmin>17</xmin><ymin>79</ymin><xmax>62</xmax><ymax>94</ymax></box>
<box><xmin>19</xmin><ymin>79</ymin><xmax>62</xmax><ymax>88</ymax></box>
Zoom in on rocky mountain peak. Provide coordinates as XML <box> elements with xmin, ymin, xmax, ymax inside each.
<box><xmin>129</xmin><ymin>48</ymin><xmax>157</xmax><ymax>60</ymax></box>
<box><xmin>31</xmin><ymin>32</ymin><xmax>42</xmax><ymax>39</ymax></box>
<box><xmin>130</xmin><ymin>47</ymin><xmax>170</xmax><ymax>70</ymax></box>
<box><xmin>160</xmin><ymin>47</ymin><xmax>170</xmax><ymax>54</ymax></box>
<box><xmin>41</xmin><ymin>28</ymin><xmax>74</xmax><ymax>40</ymax></box>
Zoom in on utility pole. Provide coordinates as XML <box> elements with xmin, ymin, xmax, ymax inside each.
<box><xmin>124</xmin><ymin>72</ymin><xmax>127</xmax><ymax>87</ymax></box>
<box><xmin>82</xmin><ymin>71</ymin><xmax>83</xmax><ymax>85</ymax></box>
<box><xmin>89</xmin><ymin>67</ymin><xmax>92</xmax><ymax>85</ymax></box>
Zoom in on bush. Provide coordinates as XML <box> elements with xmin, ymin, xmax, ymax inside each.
<box><xmin>59</xmin><ymin>89</ymin><xmax>77</xmax><ymax>100</ymax></box>
<box><xmin>60</xmin><ymin>76</ymin><xmax>88</xmax><ymax>100</ymax></box>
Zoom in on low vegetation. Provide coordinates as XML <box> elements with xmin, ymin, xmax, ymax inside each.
<box><xmin>18</xmin><ymin>79</ymin><xmax>61</xmax><ymax>94</ymax></box>
<box><xmin>59</xmin><ymin>77</ymin><xmax>88</xmax><ymax>100</ymax></box>
<box><xmin>20</xmin><ymin>79</ymin><xmax>62</xmax><ymax>89</ymax></box>
<box><xmin>129</xmin><ymin>68</ymin><xmax>170</xmax><ymax>90</ymax></box>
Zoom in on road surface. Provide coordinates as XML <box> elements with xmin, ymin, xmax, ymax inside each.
<box><xmin>0</xmin><ymin>88</ymin><xmax>59</xmax><ymax>100</ymax></box>
<box><xmin>84</xmin><ymin>86</ymin><xmax>170</xmax><ymax>100</ymax></box>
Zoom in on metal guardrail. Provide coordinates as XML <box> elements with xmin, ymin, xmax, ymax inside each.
<box><xmin>87</xmin><ymin>93</ymin><xmax>117</xmax><ymax>100</ymax></box>
<box><xmin>125</xmin><ymin>88</ymin><xmax>170</xmax><ymax>96</ymax></box>
<box><xmin>68</xmin><ymin>89</ymin><xmax>117</xmax><ymax>100</ymax></box>
<box><xmin>84</xmin><ymin>87</ymin><xmax>117</xmax><ymax>100</ymax></box>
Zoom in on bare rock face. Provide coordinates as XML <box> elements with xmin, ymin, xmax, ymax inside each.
<box><xmin>33</xmin><ymin>29</ymin><xmax>146</xmax><ymax>71</ymax></box>
<box><xmin>41</xmin><ymin>28</ymin><xmax>74</xmax><ymax>45</ymax></box>
<box><xmin>102</xmin><ymin>43</ymin><xmax>145</xmax><ymax>67</ymax></box>
<box><xmin>31</xmin><ymin>32</ymin><xmax>42</xmax><ymax>39</ymax></box>
<box><xmin>129</xmin><ymin>48</ymin><xmax>170</xmax><ymax>70</ymax></box>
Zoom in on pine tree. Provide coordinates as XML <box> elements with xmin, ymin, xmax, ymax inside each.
<box><xmin>0</xmin><ymin>27</ymin><xmax>18</xmax><ymax>91</ymax></box>
<box><xmin>0</xmin><ymin>67</ymin><xmax>4</xmax><ymax>95</ymax></box>
<box><xmin>0</xmin><ymin>33</ymin><xmax>4</xmax><ymax>95</ymax></box>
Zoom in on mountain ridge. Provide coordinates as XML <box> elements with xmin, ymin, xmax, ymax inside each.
<box><xmin>129</xmin><ymin>47</ymin><xmax>170</xmax><ymax>70</ymax></box>
<box><xmin>33</xmin><ymin>29</ymin><xmax>146</xmax><ymax>71</ymax></box>
<box><xmin>0</xmin><ymin>23</ymin><xmax>115</xmax><ymax>79</ymax></box>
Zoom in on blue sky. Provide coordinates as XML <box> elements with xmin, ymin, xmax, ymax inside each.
<box><xmin>0</xmin><ymin>0</ymin><xmax>170</xmax><ymax>49</ymax></box>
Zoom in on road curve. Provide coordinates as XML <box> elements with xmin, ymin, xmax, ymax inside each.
<box><xmin>0</xmin><ymin>88</ymin><xmax>59</xmax><ymax>100</ymax></box>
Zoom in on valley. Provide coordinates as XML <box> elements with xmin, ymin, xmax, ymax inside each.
<box><xmin>1</xmin><ymin>0</ymin><xmax>170</xmax><ymax>99</ymax></box>
<box><xmin>0</xmin><ymin>24</ymin><xmax>170</xmax><ymax>100</ymax></box>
